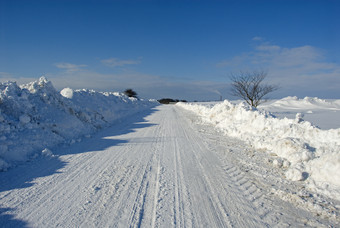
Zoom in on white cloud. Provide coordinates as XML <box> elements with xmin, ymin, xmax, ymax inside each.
<box><xmin>101</xmin><ymin>58</ymin><xmax>141</xmax><ymax>68</ymax></box>
<box><xmin>55</xmin><ymin>63</ymin><xmax>87</xmax><ymax>72</ymax></box>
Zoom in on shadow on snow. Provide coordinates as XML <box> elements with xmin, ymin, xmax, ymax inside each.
<box><xmin>0</xmin><ymin>208</ymin><xmax>30</xmax><ymax>228</ymax></box>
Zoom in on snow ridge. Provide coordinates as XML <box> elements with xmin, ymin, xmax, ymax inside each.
<box><xmin>0</xmin><ymin>77</ymin><xmax>157</xmax><ymax>170</ymax></box>
<box><xmin>177</xmin><ymin>100</ymin><xmax>340</xmax><ymax>201</ymax></box>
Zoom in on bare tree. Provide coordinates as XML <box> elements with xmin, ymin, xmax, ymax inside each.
<box><xmin>230</xmin><ymin>70</ymin><xmax>278</xmax><ymax>108</ymax></box>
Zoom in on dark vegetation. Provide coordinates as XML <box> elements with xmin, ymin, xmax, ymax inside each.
<box><xmin>158</xmin><ymin>98</ymin><xmax>187</xmax><ymax>104</ymax></box>
<box><xmin>123</xmin><ymin>89</ymin><xmax>187</xmax><ymax>104</ymax></box>
<box><xmin>124</xmin><ymin>89</ymin><xmax>138</xmax><ymax>98</ymax></box>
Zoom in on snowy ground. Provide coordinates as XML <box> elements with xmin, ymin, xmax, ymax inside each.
<box><xmin>1</xmin><ymin>78</ymin><xmax>339</xmax><ymax>226</ymax></box>
<box><xmin>1</xmin><ymin>105</ymin><xmax>338</xmax><ymax>227</ymax></box>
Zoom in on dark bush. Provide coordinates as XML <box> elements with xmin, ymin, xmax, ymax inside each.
<box><xmin>158</xmin><ymin>98</ymin><xmax>187</xmax><ymax>104</ymax></box>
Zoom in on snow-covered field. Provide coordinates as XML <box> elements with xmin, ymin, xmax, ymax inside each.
<box><xmin>1</xmin><ymin>78</ymin><xmax>339</xmax><ymax>226</ymax></box>
<box><xmin>0</xmin><ymin>77</ymin><xmax>157</xmax><ymax>171</ymax></box>
<box><xmin>260</xmin><ymin>97</ymin><xmax>340</xmax><ymax>130</ymax></box>
<box><xmin>177</xmin><ymin>97</ymin><xmax>340</xmax><ymax>202</ymax></box>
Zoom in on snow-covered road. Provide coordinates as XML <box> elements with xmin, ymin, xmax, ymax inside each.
<box><xmin>0</xmin><ymin>105</ymin><xmax>334</xmax><ymax>227</ymax></box>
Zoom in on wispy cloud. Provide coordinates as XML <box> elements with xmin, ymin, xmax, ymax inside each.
<box><xmin>55</xmin><ymin>63</ymin><xmax>87</xmax><ymax>72</ymax></box>
<box><xmin>101</xmin><ymin>58</ymin><xmax>141</xmax><ymax>68</ymax></box>
<box><xmin>255</xmin><ymin>44</ymin><xmax>281</xmax><ymax>52</ymax></box>
<box><xmin>252</xmin><ymin>36</ymin><xmax>264</xmax><ymax>41</ymax></box>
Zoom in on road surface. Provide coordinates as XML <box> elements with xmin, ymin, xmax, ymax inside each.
<box><xmin>0</xmin><ymin>105</ymin><xmax>329</xmax><ymax>227</ymax></box>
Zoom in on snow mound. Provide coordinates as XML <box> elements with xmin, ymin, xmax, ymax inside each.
<box><xmin>177</xmin><ymin>100</ymin><xmax>340</xmax><ymax>200</ymax></box>
<box><xmin>0</xmin><ymin>77</ymin><xmax>157</xmax><ymax>171</ymax></box>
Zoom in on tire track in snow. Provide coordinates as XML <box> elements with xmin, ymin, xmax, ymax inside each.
<box><xmin>149</xmin><ymin>122</ymin><xmax>173</xmax><ymax>227</ymax></box>
<box><xmin>151</xmin><ymin>156</ymin><xmax>161</xmax><ymax>228</ymax></box>
<box><xmin>172</xmin><ymin>127</ymin><xmax>181</xmax><ymax>227</ymax></box>
<box><xmin>173</xmin><ymin>126</ymin><xmax>195</xmax><ymax>227</ymax></box>
<box><xmin>219</xmin><ymin>154</ymin><xmax>316</xmax><ymax>227</ymax></box>
<box><xmin>103</xmin><ymin>111</ymin><xmax>165</xmax><ymax>228</ymax></box>
<box><xmin>128</xmin><ymin>153</ymin><xmax>155</xmax><ymax>227</ymax></box>
<box><xmin>222</xmin><ymin>163</ymin><xmax>280</xmax><ymax>224</ymax></box>
<box><xmin>33</xmin><ymin>148</ymin><xmax>132</xmax><ymax>225</ymax></box>
<box><xmin>176</xmin><ymin>109</ymin><xmax>234</xmax><ymax>228</ymax></box>
<box><xmin>12</xmin><ymin>149</ymin><xmax>121</xmax><ymax>225</ymax></box>
<box><xmin>110</xmin><ymin>135</ymin><xmax>159</xmax><ymax>227</ymax></box>
<box><xmin>127</xmin><ymin>132</ymin><xmax>164</xmax><ymax>227</ymax></box>
<box><xmin>78</xmin><ymin>159</ymin><xmax>137</xmax><ymax>226</ymax></box>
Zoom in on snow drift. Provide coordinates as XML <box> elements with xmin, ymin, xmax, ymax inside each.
<box><xmin>0</xmin><ymin>77</ymin><xmax>157</xmax><ymax>171</ymax></box>
<box><xmin>260</xmin><ymin>96</ymin><xmax>340</xmax><ymax>130</ymax></box>
<box><xmin>267</xmin><ymin>96</ymin><xmax>340</xmax><ymax>110</ymax></box>
<box><xmin>177</xmin><ymin>99</ymin><xmax>340</xmax><ymax>200</ymax></box>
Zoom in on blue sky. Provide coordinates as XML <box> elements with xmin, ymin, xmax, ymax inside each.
<box><xmin>1</xmin><ymin>0</ymin><xmax>339</xmax><ymax>100</ymax></box>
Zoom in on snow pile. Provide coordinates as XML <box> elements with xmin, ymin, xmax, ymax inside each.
<box><xmin>177</xmin><ymin>100</ymin><xmax>340</xmax><ymax>200</ymax></box>
<box><xmin>0</xmin><ymin>77</ymin><xmax>157</xmax><ymax>171</ymax></box>
<box><xmin>60</xmin><ymin>87</ymin><xmax>73</xmax><ymax>99</ymax></box>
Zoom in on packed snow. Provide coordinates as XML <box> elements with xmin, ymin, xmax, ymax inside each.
<box><xmin>0</xmin><ymin>77</ymin><xmax>157</xmax><ymax>171</ymax></box>
<box><xmin>177</xmin><ymin>98</ymin><xmax>340</xmax><ymax>201</ymax></box>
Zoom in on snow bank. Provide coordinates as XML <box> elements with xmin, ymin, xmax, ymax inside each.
<box><xmin>0</xmin><ymin>77</ymin><xmax>157</xmax><ymax>171</ymax></box>
<box><xmin>177</xmin><ymin>100</ymin><xmax>340</xmax><ymax>200</ymax></box>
